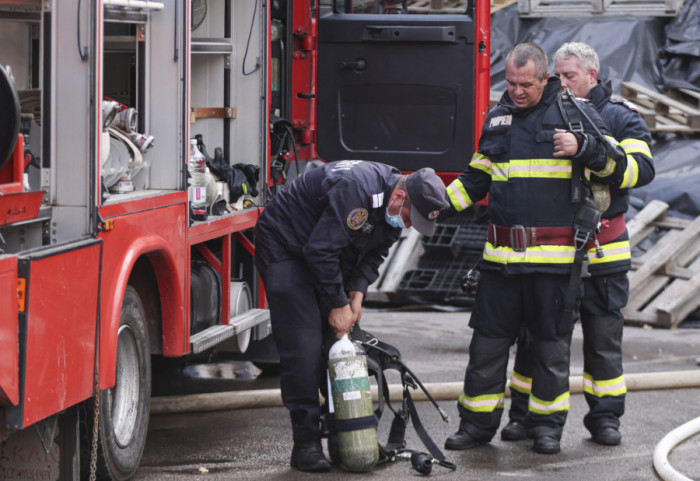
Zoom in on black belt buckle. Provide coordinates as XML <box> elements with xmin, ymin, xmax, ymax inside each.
<box><xmin>510</xmin><ymin>225</ymin><xmax>527</xmax><ymax>252</ymax></box>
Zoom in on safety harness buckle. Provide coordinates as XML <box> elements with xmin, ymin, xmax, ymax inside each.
<box><xmin>509</xmin><ymin>225</ymin><xmax>528</xmax><ymax>252</ymax></box>
<box><xmin>573</xmin><ymin>229</ymin><xmax>591</xmax><ymax>251</ymax></box>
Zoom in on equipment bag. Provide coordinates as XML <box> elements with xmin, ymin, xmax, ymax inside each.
<box><xmin>325</xmin><ymin>327</ymin><xmax>457</xmax><ymax>474</ymax></box>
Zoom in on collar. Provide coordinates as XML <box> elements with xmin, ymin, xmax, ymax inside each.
<box><xmin>587</xmin><ymin>80</ymin><xmax>613</xmax><ymax>110</ymax></box>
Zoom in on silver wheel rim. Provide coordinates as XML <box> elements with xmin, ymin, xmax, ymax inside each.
<box><xmin>112</xmin><ymin>324</ymin><xmax>140</xmax><ymax>448</ymax></box>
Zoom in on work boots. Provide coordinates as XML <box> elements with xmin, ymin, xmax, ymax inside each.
<box><xmin>592</xmin><ymin>426</ymin><xmax>622</xmax><ymax>446</ymax></box>
<box><xmin>501</xmin><ymin>420</ymin><xmax>528</xmax><ymax>441</ymax></box>
<box><xmin>533</xmin><ymin>435</ymin><xmax>560</xmax><ymax>454</ymax></box>
<box><xmin>290</xmin><ymin>440</ymin><xmax>331</xmax><ymax>472</ymax></box>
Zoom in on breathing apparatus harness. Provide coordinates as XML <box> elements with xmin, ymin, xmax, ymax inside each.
<box><xmin>556</xmin><ymin>88</ymin><xmax>627</xmax><ymax>323</ymax></box>
<box><xmin>337</xmin><ymin>327</ymin><xmax>457</xmax><ymax>475</ymax></box>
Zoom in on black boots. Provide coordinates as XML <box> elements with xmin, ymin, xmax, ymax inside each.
<box><xmin>533</xmin><ymin>435</ymin><xmax>561</xmax><ymax>454</ymax></box>
<box><xmin>290</xmin><ymin>440</ymin><xmax>331</xmax><ymax>472</ymax></box>
<box><xmin>444</xmin><ymin>429</ymin><xmax>480</xmax><ymax>450</ymax></box>
<box><xmin>592</xmin><ymin>426</ymin><xmax>622</xmax><ymax>446</ymax></box>
<box><xmin>501</xmin><ymin>420</ymin><xmax>528</xmax><ymax>441</ymax></box>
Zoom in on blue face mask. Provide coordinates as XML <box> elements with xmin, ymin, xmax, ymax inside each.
<box><xmin>385</xmin><ymin>199</ymin><xmax>406</xmax><ymax>229</ymax></box>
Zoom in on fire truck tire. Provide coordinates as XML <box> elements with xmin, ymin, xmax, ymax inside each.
<box><xmin>80</xmin><ymin>285</ymin><xmax>151</xmax><ymax>481</ymax></box>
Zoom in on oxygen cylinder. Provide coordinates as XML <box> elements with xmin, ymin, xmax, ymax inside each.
<box><xmin>328</xmin><ymin>334</ymin><xmax>379</xmax><ymax>472</ymax></box>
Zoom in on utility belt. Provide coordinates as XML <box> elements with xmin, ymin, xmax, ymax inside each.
<box><xmin>487</xmin><ymin>214</ymin><xmax>626</xmax><ymax>252</ymax></box>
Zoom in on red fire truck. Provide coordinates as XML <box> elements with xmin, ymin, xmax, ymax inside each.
<box><xmin>0</xmin><ymin>0</ymin><xmax>489</xmax><ymax>479</ymax></box>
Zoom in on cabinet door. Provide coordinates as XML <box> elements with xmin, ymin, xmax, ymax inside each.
<box><xmin>317</xmin><ymin>8</ymin><xmax>476</xmax><ymax>174</ymax></box>
<box><xmin>6</xmin><ymin>239</ymin><xmax>101</xmax><ymax>429</ymax></box>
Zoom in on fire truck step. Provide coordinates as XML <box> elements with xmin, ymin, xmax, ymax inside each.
<box><xmin>190</xmin><ymin>308</ymin><xmax>270</xmax><ymax>354</ymax></box>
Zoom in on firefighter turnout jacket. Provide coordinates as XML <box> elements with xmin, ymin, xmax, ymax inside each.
<box><xmin>586</xmin><ymin>80</ymin><xmax>655</xmax><ymax>276</ymax></box>
<box><xmin>255</xmin><ymin>160</ymin><xmax>402</xmax><ymax>308</ymax></box>
<box><xmin>446</xmin><ymin>77</ymin><xmax>615</xmax><ymax>275</ymax></box>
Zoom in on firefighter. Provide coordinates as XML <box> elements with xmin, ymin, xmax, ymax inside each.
<box><xmin>254</xmin><ymin>160</ymin><xmax>448</xmax><ymax>472</ymax></box>
<box><xmin>442</xmin><ymin>43</ymin><xmax>617</xmax><ymax>455</ymax></box>
<box><xmin>501</xmin><ymin>42</ymin><xmax>655</xmax><ymax>447</ymax></box>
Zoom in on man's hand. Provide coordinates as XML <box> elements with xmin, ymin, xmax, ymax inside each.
<box><xmin>348</xmin><ymin>290</ymin><xmax>365</xmax><ymax>325</ymax></box>
<box><xmin>329</xmin><ymin>304</ymin><xmax>355</xmax><ymax>339</ymax></box>
<box><xmin>553</xmin><ymin>129</ymin><xmax>579</xmax><ymax>157</ymax></box>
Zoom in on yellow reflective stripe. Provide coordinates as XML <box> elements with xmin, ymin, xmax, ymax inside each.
<box><xmin>529</xmin><ymin>392</ymin><xmax>570</xmax><ymax>415</ymax></box>
<box><xmin>620</xmin><ymin>138</ymin><xmax>651</xmax><ymax>157</ymax></box>
<box><xmin>459</xmin><ymin>391</ymin><xmax>505</xmax><ymax>413</ymax></box>
<box><xmin>588</xmin><ymin>135</ymin><xmax>619</xmax><ymax>178</ymax></box>
<box><xmin>583</xmin><ymin>372</ymin><xmax>627</xmax><ymax>397</ymax></box>
<box><xmin>483</xmin><ymin>243</ymin><xmax>576</xmax><ymax>265</ymax></box>
<box><xmin>588</xmin><ymin>241</ymin><xmax>631</xmax><ymax>264</ymax></box>
<box><xmin>509</xmin><ymin>371</ymin><xmax>532</xmax><ymax>394</ymax></box>
<box><xmin>470</xmin><ymin>152</ymin><xmax>492</xmax><ymax>175</ymax></box>
<box><xmin>446</xmin><ymin>179</ymin><xmax>473</xmax><ymax>212</ymax></box>
<box><xmin>492</xmin><ymin>159</ymin><xmax>573</xmax><ymax>181</ymax></box>
<box><xmin>620</xmin><ymin>156</ymin><xmax>639</xmax><ymax>188</ymax></box>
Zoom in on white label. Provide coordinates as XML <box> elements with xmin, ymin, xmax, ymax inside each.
<box><xmin>343</xmin><ymin>391</ymin><xmax>361</xmax><ymax>401</ymax></box>
<box><xmin>332</xmin><ymin>358</ymin><xmax>367</xmax><ymax>380</ymax></box>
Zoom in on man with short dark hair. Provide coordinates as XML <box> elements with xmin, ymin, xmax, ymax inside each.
<box><xmin>255</xmin><ymin>160</ymin><xmax>449</xmax><ymax>472</ymax></box>
<box><xmin>443</xmin><ymin>43</ymin><xmax>618</xmax><ymax>455</ymax></box>
<box><xmin>501</xmin><ymin>42</ymin><xmax>655</xmax><ymax>447</ymax></box>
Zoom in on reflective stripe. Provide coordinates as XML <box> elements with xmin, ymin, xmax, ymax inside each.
<box><xmin>588</xmin><ymin>240</ymin><xmax>631</xmax><ymax>264</ymax></box>
<box><xmin>458</xmin><ymin>391</ymin><xmax>505</xmax><ymax>413</ymax></box>
<box><xmin>620</xmin><ymin>138</ymin><xmax>652</xmax><ymax>157</ymax></box>
<box><xmin>492</xmin><ymin>159</ymin><xmax>573</xmax><ymax>181</ymax></box>
<box><xmin>529</xmin><ymin>392</ymin><xmax>570</xmax><ymax>415</ymax></box>
<box><xmin>447</xmin><ymin>179</ymin><xmax>473</xmax><ymax>212</ymax></box>
<box><xmin>509</xmin><ymin>371</ymin><xmax>532</xmax><ymax>395</ymax></box>
<box><xmin>583</xmin><ymin>372</ymin><xmax>627</xmax><ymax>397</ymax></box>
<box><xmin>470</xmin><ymin>152</ymin><xmax>492</xmax><ymax>175</ymax></box>
<box><xmin>589</xmin><ymin>135</ymin><xmax>619</xmax><ymax>178</ymax></box>
<box><xmin>620</xmin><ymin>156</ymin><xmax>639</xmax><ymax>188</ymax></box>
<box><xmin>483</xmin><ymin>243</ymin><xmax>576</xmax><ymax>265</ymax></box>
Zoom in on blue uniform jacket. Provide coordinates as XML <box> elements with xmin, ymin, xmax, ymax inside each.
<box><xmin>586</xmin><ymin>80</ymin><xmax>655</xmax><ymax>275</ymax></box>
<box><xmin>255</xmin><ymin>160</ymin><xmax>402</xmax><ymax>308</ymax></box>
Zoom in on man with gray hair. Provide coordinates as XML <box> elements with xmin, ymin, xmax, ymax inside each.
<box><xmin>501</xmin><ymin>41</ymin><xmax>655</xmax><ymax>447</ymax></box>
<box><xmin>443</xmin><ymin>43</ymin><xmax>617</xmax><ymax>455</ymax></box>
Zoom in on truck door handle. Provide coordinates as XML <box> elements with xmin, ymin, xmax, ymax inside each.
<box><xmin>339</xmin><ymin>59</ymin><xmax>367</xmax><ymax>71</ymax></box>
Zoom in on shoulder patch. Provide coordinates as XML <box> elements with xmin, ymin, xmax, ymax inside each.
<box><xmin>610</xmin><ymin>97</ymin><xmax>638</xmax><ymax>112</ymax></box>
<box><xmin>489</xmin><ymin>114</ymin><xmax>512</xmax><ymax>128</ymax></box>
<box><xmin>346</xmin><ymin>208</ymin><xmax>369</xmax><ymax>230</ymax></box>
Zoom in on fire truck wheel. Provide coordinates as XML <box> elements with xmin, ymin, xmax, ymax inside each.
<box><xmin>80</xmin><ymin>285</ymin><xmax>151</xmax><ymax>480</ymax></box>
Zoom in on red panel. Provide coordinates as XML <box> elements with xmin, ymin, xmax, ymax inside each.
<box><xmin>22</xmin><ymin>242</ymin><xmax>101</xmax><ymax>427</ymax></box>
<box><xmin>99</xmin><ymin>202</ymin><xmax>188</xmax><ymax>387</ymax></box>
<box><xmin>0</xmin><ymin>191</ymin><xmax>45</xmax><ymax>226</ymax></box>
<box><xmin>0</xmin><ymin>255</ymin><xmax>19</xmax><ymax>405</ymax></box>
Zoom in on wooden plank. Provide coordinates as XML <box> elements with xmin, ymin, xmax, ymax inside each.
<box><xmin>655</xmin><ymin>259</ymin><xmax>700</xmax><ymax>328</ymax></box>
<box><xmin>626</xmin><ymin>199</ymin><xmax>668</xmax><ymax>247</ymax></box>
<box><xmin>628</xmin><ymin>216</ymin><xmax>700</xmax><ymax>290</ymax></box>
<box><xmin>624</xmin><ymin>274</ymin><xmax>668</xmax><ymax>314</ymax></box>
<box><xmin>190</xmin><ymin>107</ymin><xmax>237</xmax><ymax>123</ymax></box>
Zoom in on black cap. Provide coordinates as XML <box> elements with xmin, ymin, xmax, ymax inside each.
<box><xmin>406</xmin><ymin>168</ymin><xmax>449</xmax><ymax>237</ymax></box>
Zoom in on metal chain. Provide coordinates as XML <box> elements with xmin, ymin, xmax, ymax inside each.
<box><xmin>89</xmin><ymin>372</ymin><xmax>100</xmax><ymax>481</ymax></box>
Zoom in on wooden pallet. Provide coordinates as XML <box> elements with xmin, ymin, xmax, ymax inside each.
<box><xmin>407</xmin><ymin>0</ymin><xmax>468</xmax><ymax>13</ymax></box>
<box><xmin>518</xmin><ymin>0</ymin><xmax>685</xmax><ymax>17</ymax></box>
<box><xmin>622</xmin><ymin>200</ymin><xmax>700</xmax><ymax>328</ymax></box>
<box><xmin>406</xmin><ymin>0</ymin><xmax>516</xmax><ymax>13</ymax></box>
<box><xmin>619</xmin><ymin>81</ymin><xmax>700</xmax><ymax>133</ymax></box>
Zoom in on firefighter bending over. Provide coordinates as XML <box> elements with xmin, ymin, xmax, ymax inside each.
<box><xmin>254</xmin><ymin>160</ymin><xmax>449</xmax><ymax>472</ymax></box>
<box><xmin>501</xmin><ymin>42</ymin><xmax>655</xmax><ymax>447</ymax></box>
<box><xmin>442</xmin><ymin>43</ymin><xmax>616</xmax><ymax>455</ymax></box>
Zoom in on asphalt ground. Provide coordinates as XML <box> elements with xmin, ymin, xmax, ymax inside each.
<box><xmin>137</xmin><ymin>310</ymin><xmax>700</xmax><ymax>480</ymax></box>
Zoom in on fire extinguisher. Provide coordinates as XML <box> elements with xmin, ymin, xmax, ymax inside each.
<box><xmin>328</xmin><ymin>334</ymin><xmax>379</xmax><ymax>472</ymax></box>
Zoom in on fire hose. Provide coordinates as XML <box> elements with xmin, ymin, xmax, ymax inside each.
<box><xmin>151</xmin><ymin>369</ymin><xmax>700</xmax><ymax>413</ymax></box>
